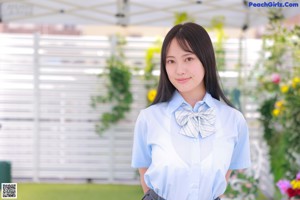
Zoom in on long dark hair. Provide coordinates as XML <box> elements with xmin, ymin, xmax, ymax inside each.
<box><xmin>152</xmin><ymin>22</ymin><xmax>233</xmax><ymax>107</ymax></box>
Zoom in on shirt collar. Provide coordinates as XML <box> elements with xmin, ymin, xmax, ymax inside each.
<box><xmin>167</xmin><ymin>90</ymin><xmax>215</xmax><ymax>113</ymax></box>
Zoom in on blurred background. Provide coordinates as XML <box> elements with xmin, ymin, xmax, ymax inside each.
<box><xmin>0</xmin><ymin>0</ymin><xmax>299</xmax><ymax>199</ymax></box>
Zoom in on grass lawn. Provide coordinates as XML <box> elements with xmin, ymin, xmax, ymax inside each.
<box><xmin>0</xmin><ymin>183</ymin><xmax>275</xmax><ymax>200</ymax></box>
<box><xmin>1</xmin><ymin>183</ymin><xmax>144</xmax><ymax>200</ymax></box>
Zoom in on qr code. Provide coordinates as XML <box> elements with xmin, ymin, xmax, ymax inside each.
<box><xmin>1</xmin><ymin>183</ymin><xmax>17</xmax><ymax>199</ymax></box>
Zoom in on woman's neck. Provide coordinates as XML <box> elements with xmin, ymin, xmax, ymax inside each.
<box><xmin>180</xmin><ymin>89</ymin><xmax>206</xmax><ymax>108</ymax></box>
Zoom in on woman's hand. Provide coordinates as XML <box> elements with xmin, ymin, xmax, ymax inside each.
<box><xmin>226</xmin><ymin>170</ymin><xmax>232</xmax><ymax>182</ymax></box>
<box><xmin>138</xmin><ymin>168</ymin><xmax>150</xmax><ymax>193</ymax></box>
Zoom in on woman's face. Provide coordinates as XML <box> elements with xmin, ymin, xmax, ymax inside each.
<box><xmin>166</xmin><ymin>38</ymin><xmax>206</xmax><ymax>98</ymax></box>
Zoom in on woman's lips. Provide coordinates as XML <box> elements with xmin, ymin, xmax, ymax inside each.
<box><xmin>176</xmin><ymin>77</ymin><xmax>191</xmax><ymax>84</ymax></box>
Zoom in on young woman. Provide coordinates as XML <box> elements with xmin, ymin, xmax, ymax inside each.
<box><xmin>131</xmin><ymin>22</ymin><xmax>251</xmax><ymax>200</ymax></box>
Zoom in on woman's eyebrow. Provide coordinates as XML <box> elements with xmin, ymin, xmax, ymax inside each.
<box><xmin>166</xmin><ymin>55</ymin><xmax>175</xmax><ymax>58</ymax></box>
<box><xmin>182</xmin><ymin>53</ymin><xmax>194</xmax><ymax>57</ymax></box>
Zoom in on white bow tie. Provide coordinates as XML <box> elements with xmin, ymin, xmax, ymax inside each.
<box><xmin>175</xmin><ymin>104</ymin><xmax>216</xmax><ymax>138</ymax></box>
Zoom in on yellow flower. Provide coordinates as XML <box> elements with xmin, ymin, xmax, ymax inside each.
<box><xmin>147</xmin><ymin>89</ymin><xmax>157</xmax><ymax>102</ymax></box>
<box><xmin>292</xmin><ymin>77</ymin><xmax>300</xmax><ymax>88</ymax></box>
<box><xmin>291</xmin><ymin>180</ymin><xmax>300</xmax><ymax>189</ymax></box>
<box><xmin>280</xmin><ymin>85</ymin><xmax>289</xmax><ymax>93</ymax></box>
<box><xmin>272</xmin><ymin>109</ymin><xmax>280</xmax><ymax>117</ymax></box>
<box><xmin>275</xmin><ymin>100</ymin><xmax>284</xmax><ymax>109</ymax></box>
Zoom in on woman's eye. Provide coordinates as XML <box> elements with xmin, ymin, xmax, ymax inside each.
<box><xmin>185</xmin><ymin>57</ymin><xmax>193</xmax><ymax>62</ymax></box>
<box><xmin>166</xmin><ymin>60</ymin><xmax>174</xmax><ymax>64</ymax></box>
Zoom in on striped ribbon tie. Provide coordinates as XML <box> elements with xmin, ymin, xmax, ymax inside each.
<box><xmin>175</xmin><ymin>104</ymin><xmax>216</xmax><ymax>138</ymax></box>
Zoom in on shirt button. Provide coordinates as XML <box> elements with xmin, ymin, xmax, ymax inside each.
<box><xmin>191</xmin><ymin>184</ymin><xmax>198</xmax><ymax>188</ymax></box>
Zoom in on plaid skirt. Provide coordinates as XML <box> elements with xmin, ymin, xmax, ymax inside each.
<box><xmin>141</xmin><ymin>189</ymin><xmax>221</xmax><ymax>200</ymax></box>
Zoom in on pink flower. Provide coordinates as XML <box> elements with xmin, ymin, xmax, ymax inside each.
<box><xmin>272</xmin><ymin>73</ymin><xmax>280</xmax><ymax>84</ymax></box>
<box><xmin>277</xmin><ymin>180</ymin><xmax>292</xmax><ymax>194</ymax></box>
<box><xmin>296</xmin><ymin>172</ymin><xmax>300</xmax><ymax>180</ymax></box>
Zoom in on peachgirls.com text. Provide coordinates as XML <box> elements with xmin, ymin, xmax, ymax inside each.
<box><xmin>248</xmin><ymin>1</ymin><xmax>299</xmax><ymax>7</ymax></box>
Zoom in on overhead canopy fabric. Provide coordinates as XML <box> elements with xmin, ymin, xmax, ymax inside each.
<box><xmin>0</xmin><ymin>0</ymin><xmax>299</xmax><ymax>28</ymax></box>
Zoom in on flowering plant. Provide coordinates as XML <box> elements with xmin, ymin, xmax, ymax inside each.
<box><xmin>272</xmin><ymin>77</ymin><xmax>300</xmax><ymax>172</ymax></box>
<box><xmin>147</xmin><ymin>89</ymin><xmax>157</xmax><ymax>103</ymax></box>
<box><xmin>277</xmin><ymin>171</ymin><xmax>300</xmax><ymax>199</ymax></box>
<box><xmin>272</xmin><ymin>76</ymin><xmax>300</xmax><ymax>118</ymax></box>
<box><xmin>252</xmin><ymin>10</ymin><xmax>300</xmax><ymax>195</ymax></box>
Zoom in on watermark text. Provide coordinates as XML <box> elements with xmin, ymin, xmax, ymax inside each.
<box><xmin>248</xmin><ymin>1</ymin><xmax>299</xmax><ymax>7</ymax></box>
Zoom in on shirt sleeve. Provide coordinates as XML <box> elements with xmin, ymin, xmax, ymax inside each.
<box><xmin>131</xmin><ymin>110</ymin><xmax>152</xmax><ymax>168</ymax></box>
<box><xmin>229</xmin><ymin>114</ymin><xmax>251</xmax><ymax>170</ymax></box>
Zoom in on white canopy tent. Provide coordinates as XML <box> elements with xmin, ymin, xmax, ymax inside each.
<box><xmin>0</xmin><ymin>0</ymin><xmax>299</xmax><ymax>29</ymax></box>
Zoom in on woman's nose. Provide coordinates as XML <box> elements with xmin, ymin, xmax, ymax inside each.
<box><xmin>175</xmin><ymin>62</ymin><xmax>186</xmax><ymax>75</ymax></box>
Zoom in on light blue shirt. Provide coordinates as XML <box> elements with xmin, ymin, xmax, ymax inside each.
<box><xmin>131</xmin><ymin>91</ymin><xmax>251</xmax><ymax>200</ymax></box>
